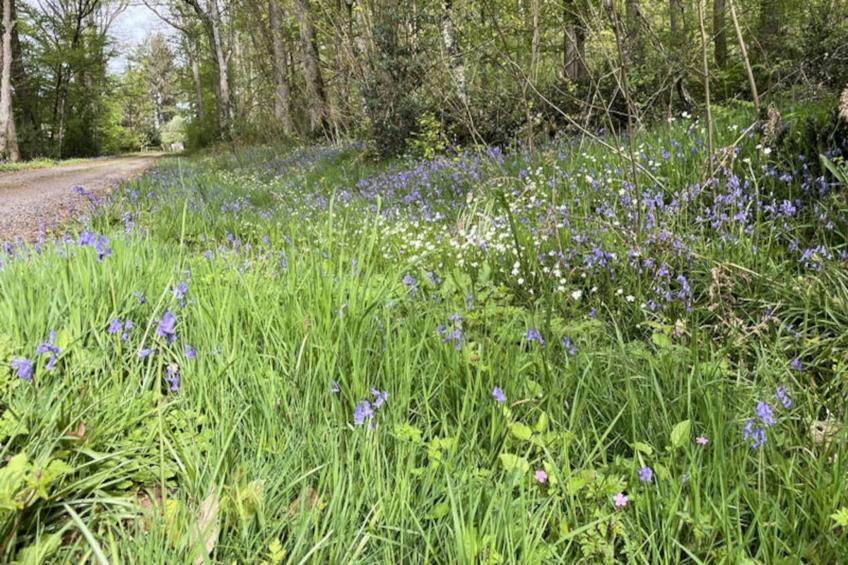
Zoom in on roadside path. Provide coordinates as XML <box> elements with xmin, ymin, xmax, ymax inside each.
<box><xmin>0</xmin><ymin>155</ymin><xmax>157</xmax><ymax>241</ymax></box>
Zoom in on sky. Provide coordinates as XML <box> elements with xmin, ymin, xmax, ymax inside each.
<box><xmin>108</xmin><ymin>4</ymin><xmax>172</xmax><ymax>72</ymax></box>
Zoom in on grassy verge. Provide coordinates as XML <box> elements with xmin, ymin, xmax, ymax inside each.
<box><xmin>0</xmin><ymin>107</ymin><xmax>847</xmax><ymax>562</ymax></box>
<box><xmin>0</xmin><ymin>152</ymin><xmax>164</xmax><ymax>174</ymax></box>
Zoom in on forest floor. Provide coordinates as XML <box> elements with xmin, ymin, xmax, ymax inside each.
<box><xmin>0</xmin><ymin>155</ymin><xmax>158</xmax><ymax>241</ymax></box>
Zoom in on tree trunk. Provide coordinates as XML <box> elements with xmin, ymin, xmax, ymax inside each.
<box><xmin>269</xmin><ymin>0</ymin><xmax>294</xmax><ymax>133</ymax></box>
<box><xmin>714</xmin><ymin>0</ymin><xmax>727</xmax><ymax>69</ymax></box>
<box><xmin>210</xmin><ymin>15</ymin><xmax>232</xmax><ymax>138</ymax></box>
<box><xmin>563</xmin><ymin>0</ymin><xmax>586</xmax><ymax>82</ymax></box>
<box><xmin>294</xmin><ymin>0</ymin><xmax>328</xmax><ymax>135</ymax></box>
<box><xmin>669</xmin><ymin>0</ymin><xmax>680</xmax><ymax>36</ymax></box>
<box><xmin>0</xmin><ymin>0</ymin><xmax>18</xmax><ymax>161</ymax></box>
<box><xmin>441</xmin><ymin>0</ymin><xmax>467</xmax><ymax>105</ymax></box>
<box><xmin>625</xmin><ymin>0</ymin><xmax>641</xmax><ymax>62</ymax></box>
<box><xmin>10</xmin><ymin>0</ymin><xmax>33</xmax><ymax>147</ymax></box>
<box><xmin>759</xmin><ymin>0</ymin><xmax>780</xmax><ymax>63</ymax></box>
<box><xmin>184</xmin><ymin>0</ymin><xmax>232</xmax><ymax>139</ymax></box>
<box><xmin>189</xmin><ymin>46</ymin><xmax>206</xmax><ymax>127</ymax></box>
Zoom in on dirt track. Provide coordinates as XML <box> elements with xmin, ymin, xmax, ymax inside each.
<box><xmin>0</xmin><ymin>155</ymin><xmax>157</xmax><ymax>241</ymax></box>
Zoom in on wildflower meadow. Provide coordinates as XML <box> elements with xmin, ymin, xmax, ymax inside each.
<box><xmin>1</xmin><ymin>106</ymin><xmax>848</xmax><ymax>562</ymax></box>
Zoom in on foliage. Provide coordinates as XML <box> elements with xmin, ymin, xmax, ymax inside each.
<box><xmin>0</xmin><ymin>106</ymin><xmax>847</xmax><ymax>561</ymax></box>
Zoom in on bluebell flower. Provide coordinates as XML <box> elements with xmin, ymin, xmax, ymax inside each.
<box><xmin>755</xmin><ymin>401</ymin><xmax>775</xmax><ymax>427</ymax></box>
<box><xmin>36</xmin><ymin>331</ymin><xmax>60</xmax><ymax>371</ymax></box>
<box><xmin>173</xmin><ymin>281</ymin><xmax>188</xmax><ymax>302</ymax></box>
<box><xmin>371</xmin><ymin>389</ymin><xmax>389</xmax><ymax>408</ymax></box>
<box><xmin>403</xmin><ymin>274</ymin><xmax>417</xmax><ymax>297</ymax></box>
<box><xmin>774</xmin><ymin>386</ymin><xmax>792</xmax><ymax>409</ymax></box>
<box><xmin>492</xmin><ymin>387</ymin><xmax>506</xmax><ymax>404</ymax></box>
<box><xmin>166</xmin><ymin>364</ymin><xmax>180</xmax><ymax>392</ymax></box>
<box><xmin>353</xmin><ymin>400</ymin><xmax>374</xmax><ymax>426</ymax></box>
<box><xmin>11</xmin><ymin>358</ymin><xmax>33</xmax><ymax>381</ymax></box>
<box><xmin>107</xmin><ymin>319</ymin><xmax>123</xmax><ymax>335</ymax></box>
<box><xmin>525</xmin><ymin>328</ymin><xmax>545</xmax><ymax>346</ymax></box>
<box><xmin>156</xmin><ymin>311</ymin><xmax>177</xmax><ymax>343</ymax></box>
<box><xmin>184</xmin><ymin>344</ymin><xmax>197</xmax><ymax>359</ymax></box>
<box><xmin>638</xmin><ymin>466</ymin><xmax>653</xmax><ymax>483</ymax></box>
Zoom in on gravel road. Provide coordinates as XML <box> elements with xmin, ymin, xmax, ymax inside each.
<box><xmin>0</xmin><ymin>156</ymin><xmax>157</xmax><ymax>242</ymax></box>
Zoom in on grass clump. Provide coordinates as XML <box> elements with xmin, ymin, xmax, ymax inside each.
<box><xmin>0</xmin><ymin>108</ymin><xmax>847</xmax><ymax>562</ymax></box>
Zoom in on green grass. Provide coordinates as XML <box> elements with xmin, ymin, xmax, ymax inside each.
<box><xmin>0</xmin><ymin>152</ymin><xmax>162</xmax><ymax>174</ymax></box>
<box><xmin>0</xmin><ymin>107</ymin><xmax>846</xmax><ymax>562</ymax></box>
<box><xmin>0</xmin><ymin>157</ymin><xmax>93</xmax><ymax>173</ymax></box>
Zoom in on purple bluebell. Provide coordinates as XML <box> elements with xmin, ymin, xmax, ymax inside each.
<box><xmin>184</xmin><ymin>344</ymin><xmax>197</xmax><ymax>359</ymax></box>
<box><xmin>156</xmin><ymin>311</ymin><xmax>177</xmax><ymax>343</ymax></box>
<box><xmin>789</xmin><ymin>358</ymin><xmax>803</xmax><ymax>371</ymax></box>
<box><xmin>35</xmin><ymin>331</ymin><xmax>60</xmax><ymax>371</ymax></box>
<box><xmin>11</xmin><ymin>358</ymin><xmax>33</xmax><ymax>381</ymax></box>
<box><xmin>755</xmin><ymin>401</ymin><xmax>775</xmax><ymax>427</ymax></box>
<box><xmin>133</xmin><ymin>291</ymin><xmax>146</xmax><ymax>305</ymax></box>
<box><xmin>371</xmin><ymin>389</ymin><xmax>389</xmax><ymax>408</ymax></box>
<box><xmin>492</xmin><ymin>387</ymin><xmax>506</xmax><ymax>404</ymax></box>
<box><xmin>561</xmin><ymin>336</ymin><xmax>577</xmax><ymax>355</ymax></box>
<box><xmin>353</xmin><ymin>400</ymin><xmax>374</xmax><ymax>426</ymax></box>
<box><xmin>638</xmin><ymin>466</ymin><xmax>653</xmax><ymax>483</ymax></box>
<box><xmin>107</xmin><ymin>319</ymin><xmax>123</xmax><ymax>335</ymax></box>
<box><xmin>166</xmin><ymin>364</ymin><xmax>180</xmax><ymax>392</ymax></box>
<box><xmin>773</xmin><ymin>386</ymin><xmax>792</xmax><ymax>409</ymax></box>
<box><xmin>525</xmin><ymin>328</ymin><xmax>545</xmax><ymax>346</ymax></box>
<box><xmin>403</xmin><ymin>274</ymin><xmax>417</xmax><ymax>297</ymax></box>
<box><xmin>743</xmin><ymin>418</ymin><xmax>767</xmax><ymax>449</ymax></box>
<box><xmin>173</xmin><ymin>281</ymin><xmax>188</xmax><ymax>302</ymax></box>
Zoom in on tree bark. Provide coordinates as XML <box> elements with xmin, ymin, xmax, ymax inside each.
<box><xmin>714</xmin><ymin>0</ymin><xmax>727</xmax><ymax>69</ymax></box>
<box><xmin>625</xmin><ymin>0</ymin><xmax>641</xmax><ymax>63</ymax></box>
<box><xmin>294</xmin><ymin>0</ymin><xmax>328</xmax><ymax>135</ymax></box>
<box><xmin>269</xmin><ymin>0</ymin><xmax>294</xmax><ymax>133</ymax></box>
<box><xmin>184</xmin><ymin>0</ymin><xmax>232</xmax><ymax>139</ymax></box>
<box><xmin>729</xmin><ymin>0</ymin><xmax>760</xmax><ymax>114</ymax></box>
<box><xmin>441</xmin><ymin>0</ymin><xmax>467</xmax><ymax>105</ymax></box>
<box><xmin>759</xmin><ymin>0</ymin><xmax>780</xmax><ymax>62</ymax></box>
<box><xmin>669</xmin><ymin>0</ymin><xmax>681</xmax><ymax>36</ymax></box>
<box><xmin>0</xmin><ymin>0</ymin><xmax>19</xmax><ymax>161</ymax></box>
<box><xmin>563</xmin><ymin>0</ymin><xmax>586</xmax><ymax>82</ymax></box>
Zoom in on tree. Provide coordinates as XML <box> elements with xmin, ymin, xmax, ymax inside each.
<box><xmin>294</xmin><ymin>0</ymin><xmax>328</xmax><ymax>135</ymax></box>
<box><xmin>562</xmin><ymin>0</ymin><xmax>586</xmax><ymax>82</ymax></box>
<box><xmin>714</xmin><ymin>0</ymin><xmax>727</xmax><ymax>69</ymax></box>
<box><xmin>0</xmin><ymin>0</ymin><xmax>20</xmax><ymax>161</ymax></box>
<box><xmin>182</xmin><ymin>0</ymin><xmax>233</xmax><ymax>139</ymax></box>
<box><xmin>268</xmin><ymin>0</ymin><xmax>293</xmax><ymax>133</ymax></box>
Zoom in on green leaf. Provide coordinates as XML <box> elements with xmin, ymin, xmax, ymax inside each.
<box><xmin>427</xmin><ymin>501</ymin><xmax>450</xmax><ymax>520</ymax></box>
<box><xmin>14</xmin><ymin>532</ymin><xmax>62</xmax><ymax>565</ymax></box>
<box><xmin>267</xmin><ymin>537</ymin><xmax>286</xmax><ymax>565</ymax></box>
<box><xmin>832</xmin><ymin>507</ymin><xmax>848</xmax><ymax>528</ymax></box>
<box><xmin>0</xmin><ymin>453</ymin><xmax>29</xmax><ymax>512</ymax></box>
<box><xmin>670</xmin><ymin>420</ymin><xmax>692</xmax><ymax>449</ymax></box>
<box><xmin>508</xmin><ymin>422</ymin><xmax>533</xmax><ymax>441</ymax></box>
<box><xmin>0</xmin><ymin>411</ymin><xmax>28</xmax><ymax>444</ymax></box>
<box><xmin>566</xmin><ymin>470</ymin><xmax>594</xmax><ymax>495</ymax></box>
<box><xmin>393</xmin><ymin>422</ymin><xmax>423</xmax><ymax>444</ymax></box>
<box><xmin>632</xmin><ymin>441</ymin><xmax>653</xmax><ymax>456</ymax></box>
<box><xmin>651</xmin><ymin>332</ymin><xmax>673</xmax><ymax>348</ymax></box>
<box><xmin>498</xmin><ymin>453</ymin><xmax>529</xmax><ymax>475</ymax></box>
<box><xmin>525</xmin><ymin>379</ymin><xmax>544</xmax><ymax>398</ymax></box>
<box><xmin>533</xmin><ymin>411</ymin><xmax>549</xmax><ymax>433</ymax></box>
